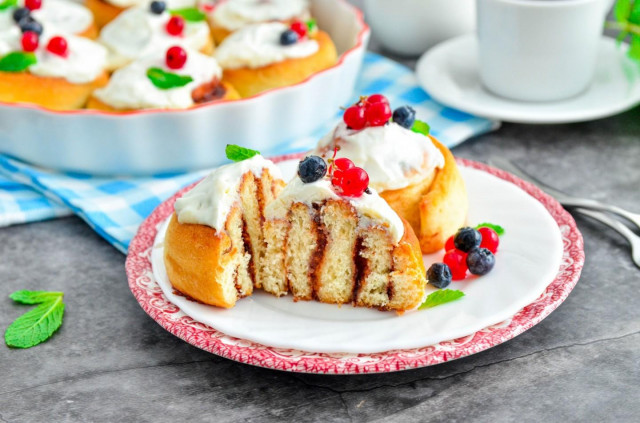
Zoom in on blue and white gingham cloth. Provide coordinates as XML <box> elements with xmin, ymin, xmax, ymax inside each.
<box><xmin>0</xmin><ymin>52</ymin><xmax>499</xmax><ymax>254</ymax></box>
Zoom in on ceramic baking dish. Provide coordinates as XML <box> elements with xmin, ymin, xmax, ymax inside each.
<box><xmin>0</xmin><ymin>0</ymin><xmax>369</xmax><ymax>175</ymax></box>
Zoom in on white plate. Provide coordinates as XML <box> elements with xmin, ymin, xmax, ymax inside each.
<box><xmin>416</xmin><ymin>35</ymin><xmax>640</xmax><ymax>124</ymax></box>
<box><xmin>150</xmin><ymin>159</ymin><xmax>563</xmax><ymax>354</ymax></box>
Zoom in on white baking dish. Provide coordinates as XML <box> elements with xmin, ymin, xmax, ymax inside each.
<box><xmin>0</xmin><ymin>0</ymin><xmax>369</xmax><ymax>175</ymax></box>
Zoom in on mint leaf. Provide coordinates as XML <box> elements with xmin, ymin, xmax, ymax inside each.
<box><xmin>475</xmin><ymin>222</ymin><xmax>505</xmax><ymax>236</ymax></box>
<box><xmin>419</xmin><ymin>289</ymin><xmax>465</xmax><ymax>309</ymax></box>
<box><xmin>146</xmin><ymin>67</ymin><xmax>193</xmax><ymax>90</ymax></box>
<box><xmin>170</xmin><ymin>7</ymin><xmax>206</xmax><ymax>22</ymax></box>
<box><xmin>5</xmin><ymin>291</ymin><xmax>65</xmax><ymax>349</ymax></box>
<box><xmin>615</xmin><ymin>0</ymin><xmax>631</xmax><ymax>22</ymax></box>
<box><xmin>0</xmin><ymin>52</ymin><xmax>37</xmax><ymax>72</ymax></box>
<box><xmin>225</xmin><ymin>144</ymin><xmax>260</xmax><ymax>162</ymax></box>
<box><xmin>411</xmin><ymin>119</ymin><xmax>430</xmax><ymax>136</ymax></box>
<box><xmin>0</xmin><ymin>0</ymin><xmax>17</xmax><ymax>10</ymax></box>
<box><xmin>306</xmin><ymin>19</ymin><xmax>317</xmax><ymax>33</ymax></box>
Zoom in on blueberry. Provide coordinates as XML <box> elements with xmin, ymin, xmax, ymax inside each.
<box><xmin>298</xmin><ymin>156</ymin><xmax>327</xmax><ymax>183</ymax></box>
<box><xmin>427</xmin><ymin>263</ymin><xmax>452</xmax><ymax>289</ymax></box>
<box><xmin>453</xmin><ymin>227</ymin><xmax>482</xmax><ymax>252</ymax></box>
<box><xmin>466</xmin><ymin>248</ymin><xmax>495</xmax><ymax>275</ymax></box>
<box><xmin>280</xmin><ymin>29</ymin><xmax>299</xmax><ymax>46</ymax></box>
<box><xmin>12</xmin><ymin>7</ymin><xmax>30</xmax><ymax>24</ymax></box>
<box><xmin>392</xmin><ymin>105</ymin><xmax>415</xmax><ymax>129</ymax></box>
<box><xmin>150</xmin><ymin>0</ymin><xmax>166</xmax><ymax>14</ymax></box>
<box><xmin>18</xmin><ymin>17</ymin><xmax>43</xmax><ymax>36</ymax></box>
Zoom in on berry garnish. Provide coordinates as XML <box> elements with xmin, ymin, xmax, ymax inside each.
<box><xmin>166</xmin><ymin>15</ymin><xmax>185</xmax><ymax>36</ymax></box>
<box><xmin>298</xmin><ymin>156</ymin><xmax>327</xmax><ymax>183</ymax></box>
<box><xmin>478</xmin><ymin>227</ymin><xmax>499</xmax><ymax>253</ymax></box>
<box><xmin>280</xmin><ymin>29</ymin><xmax>298</xmax><ymax>45</ymax></box>
<box><xmin>366</xmin><ymin>94</ymin><xmax>389</xmax><ymax>106</ymax></box>
<box><xmin>444</xmin><ymin>235</ymin><xmax>455</xmax><ymax>252</ymax></box>
<box><xmin>443</xmin><ymin>249</ymin><xmax>468</xmax><ymax>280</ymax></box>
<box><xmin>25</xmin><ymin>0</ymin><xmax>42</xmax><ymax>11</ymax></box>
<box><xmin>165</xmin><ymin>45</ymin><xmax>187</xmax><ymax>69</ymax></box>
<box><xmin>333</xmin><ymin>157</ymin><xmax>355</xmax><ymax>172</ymax></box>
<box><xmin>46</xmin><ymin>36</ymin><xmax>68</xmax><ymax>57</ymax></box>
<box><xmin>466</xmin><ymin>248</ymin><xmax>495</xmax><ymax>276</ymax></box>
<box><xmin>393</xmin><ymin>105</ymin><xmax>416</xmax><ymax>129</ymax></box>
<box><xmin>18</xmin><ymin>17</ymin><xmax>43</xmax><ymax>36</ymax></box>
<box><xmin>333</xmin><ymin>166</ymin><xmax>369</xmax><ymax>197</ymax></box>
<box><xmin>365</xmin><ymin>101</ymin><xmax>392</xmax><ymax>126</ymax></box>
<box><xmin>343</xmin><ymin>105</ymin><xmax>366</xmax><ymax>130</ymax></box>
<box><xmin>427</xmin><ymin>263</ymin><xmax>452</xmax><ymax>289</ymax></box>
<box><xmin>453</xmin><ymin>227</ymin><xmax>482</xmax><ymax>253</ymax></box>
<box><xmin>12</xmin><ymin>7</ymin><xmax>30</xmax><ymax>24</ymax></box>
<box><xmin>290</xmin><ymin>20</ymin><xmax>307</xmax><ymax>38</ymax></box>
<box><xmin>21</xmin><ymin>31</ymin><xmax>38</xmax><ymax>52</ymax></box>
<box><xmin>150</xmin><ymin>0</ymin><xmax>166</xmax><ymax>14</ymax></box>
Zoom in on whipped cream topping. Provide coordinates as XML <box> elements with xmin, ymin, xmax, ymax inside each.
<box><xmin>214</xmin><ymin>22</ymin><xmax>318</xmax><ymax>69</ymax></box>
<box><xmin>99</xmin><ymin>6</ymin><xmax>210</xmax><ymax>69</ymax></box>
<box><xmin>0</xmin><ymin>28</ymin><xmax>107</xmax><ymax>84</ymax></box>
<box><xmin>107</xmin><ymin>0</ymin><xmax>197</xmax><ymax>9</ymax></box>
<box><xmin>313</xmin><ymin>122</ymin><xmax>446</xmax><ymax>191</ymax></box>
<box><xmin>175</xmin><ymin>155</ymin><xmax>282</xmax><ymax>231</ymax></box>
<box><xmin>0</xmin><ymin>0</ymin><xmax>93</xmax><ymax>36</ymax></box>
<box><xmin>266</xmin><ymin>176</ymin><xmax>405</xmax><ymax>244</ymax></box>
<box><xmin>209</xmin><ymin>0</ymin><xmax>309</xmax><ymax>31</ymax></box>
<box><xmin>93</xmin><ymin>47</ymin><xmax>222</xmax><ymax>110</ymax></box>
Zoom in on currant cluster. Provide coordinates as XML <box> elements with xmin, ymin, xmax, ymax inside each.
<box><xmin>13</xmin><ymin>0</ymin><xmax>45</xmax><ymax>51</ymax></box>
<box><xmin>280</xmin><ymin>20</ymin><xmax>308</xmax><ymax>45</ymax></box>
<box><xmin>342</xmin><ymin>94</ymin><xmax>418</xmax><ymax>131</ymax></box>
<box><xmin>297</xmin><ymin>156</ymin><xmax>370</xmax><ymax>198</ymax></box>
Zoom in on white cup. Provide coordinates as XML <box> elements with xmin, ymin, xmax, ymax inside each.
<box><xmin>364</xmin><ymin>0</ymin><xmax>476</xmax><ymax>57</ymax></box>
<box><xmin>477</xmin><ymin>0</ymin><xmax>613</xmax><ymax>102</ymax></box>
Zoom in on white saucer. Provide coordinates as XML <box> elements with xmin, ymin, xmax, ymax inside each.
<box><xmin>416</xmin><ymin>35</ymin><xmax>640</xmax><ymax>124</ymax></box>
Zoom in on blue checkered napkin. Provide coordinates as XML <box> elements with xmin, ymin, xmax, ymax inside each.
<box><xmin>0</xmin><ymin>52</ymin><xmax>498</xmax><ymax>253</ymax></box>
<box><xmin>0</xmin><ymin>175</ymin><xmax>71</xmax><ymax>227</ymax></box>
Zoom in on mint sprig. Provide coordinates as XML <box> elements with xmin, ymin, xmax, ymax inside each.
<box><xmin>419</xmin><ymin>289</ymin><xmax>465</xmax><ymax>309</ymax></box>
<box><xmin>226</xmin><ymin>144</ymin><xmax>260</xmax><ymax>162</ymax></box>
<box><xmin>0</xmin><ymin>52</ymin><xmax>37</xmax><ymax>73</ymax></box>
<box><xmin>411</xmin><ymin>119</ymin><xmax>430</xmax><ymax>136</ymax></box>
<box><xmin>0</xmin><ymin>0</ymin><xmax>17</xmax><ymax>10</ymax></box>
<box><xmin>146</xmin><ymin>67</ymin><xmax>193</xmax><ymax>90</ymax></box>
<box><xmin>5</xmin><ymin>290</ymin><xmax>65</xmax><ymax>349</ymax></box>
<box><xmin>170</xmin><ymin>7</ymin><xmax>206</xmax><ymax>22</ymax></box>
<box><xmin>306</xmin><ymin>19</ymin><xmax>317</xmax><ymax>33</ymax></box>
<box><xmin>608</xmin><ymin>0</ymin><xmax>640</xmax><ymax>60</ymax></box>
<box><xmin>475</xmin><ymin>222</ymin><xmax>505</xmax><ymax>236</ymax></box>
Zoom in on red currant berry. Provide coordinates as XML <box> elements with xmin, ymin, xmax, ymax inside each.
<box><xmin>444</xmin><ymin>235</ymin><xmax>455</xmax><ymax>252</ymax></box>
<box><xmin>25</xmin><ymin>0</ymin><xmax>42</xmax><ymax>11</ymax></box>
<box><xmin>365</xmin><ymin>101</ymin><xmax>392</xmax><ymax>126</ymax></box>
<box><xmin>443</xmin><ymin>249</ymin><xmax>468</xmax><ymax>280</ymax></box>
<box><xmin>166</xmin><ymin>16</ymin><xmax>185</xmax><ymax>36</ymax></box>
<box><xmin>21</xmin><ymin>31</ymin><xmax>38</xmax><ymax>52</ymax></box>
<box><xmin>333</xmin><ymin>157</ymin><xmax>354</xmax><ymax>172</ymax></box>
<box><xmin>478</xmin><ymin>227</ymin><xmax>500</xmax><ymax>253</ymax></box>
<box><xmin>334</xmin><ymin>166</ymin><xmax>369</xmax><ymax>197</ymax></box>
<box><xmin>290</xmin><ymin>20</ymin><xmax>307</xmax><ymax>38</ymax></box>
<box><xmin>366</xmin><ymin>94</ymin><xmax>389</xmax><ymax>106</ymax></box>
<box><xmin>166</xmin><ymin>45</ymin><xmax>187</xmax><ymax>69</ymax></box>
<box><xmin>46</xmin><ymin>36</ymin><xmax>68</xmax><ymax>57</ymax></box>
<box><xmin>343</xmin><ymin>105</ymin><xmax>366</xmax><ymax>130</ymax></box>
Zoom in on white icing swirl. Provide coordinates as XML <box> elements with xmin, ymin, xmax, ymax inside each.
<box><xmin>313</xmin><ymin>122</ymin><xmax>446</xmax><ymax>191</ymax></box>
<box><xmin>175</xmin><ymin>155</ymin><xmax>282</xmax><ymax>231</ymax></box>
<box><xmin>93</xmin><ymin>47</ymin><xmax>222</xmax><ymax>110</ymax></box>
<box><xmin>0</xmin><ymin>0</ymin><xmax>93</xmax><ymax>36</ymax></box>
<box><xmin>107</xmin><ymin>0</ymin><xmax>197</xmax><ymax>9</ymax></box>
<box><xmin>99</xmin><ymin>6</ymin><xmax>210</xmax><ymax>70</ymax></box>
<box><xmin>0</xmin><ymin>28</ymin><xmax>107</xmax><ymax>84</ymax></box>
<box><xmin>209</xmin><ymin>0</ymin><xmax>309</xmax><ymax>31</ymax></box>
<box><xmin>214</xmin><ymin>22</ymin><xmax>318</xmax><ymax>69</ymax></box>
<box><xmin>265</xmin><ymin>176</ymin><xmax>405</xmax><ymax>243</ymax></box>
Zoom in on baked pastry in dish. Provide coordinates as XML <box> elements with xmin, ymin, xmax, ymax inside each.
<box><xmin>214</xmin><ymin>21</ymin><xmax>336</xmax><ymax>97</ymax></box>
<box><xmin>88</xmin><ymin>45</ymin><xmax>238</xmax><ymax>111</ymax></box>
<box><xmin>164</xmin><ymin>150</ymin><xmax>427</xmax><ymax>312</ymax></box>
<box><xmin>0</xmin><ymin>29</ymin><xmax>108</xmax><ymax>110</ymax></box>
<box><xmin>311</xmin><ymin>95</ymin><xmax>468</xmax><ymax>254</ymax></box>
<box><xmin>204</xmin><ymin>0</ymin><xmax>311</xmax><ymax>44</ymax></box>
<box><xmin>99</xmin><ymin>3</ymin><xmax>213</xmax><ymax>70</ymax></box>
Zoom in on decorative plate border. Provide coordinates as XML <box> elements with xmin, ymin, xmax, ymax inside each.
<box><xmin>125</xmin><ymin>157</ymin><xmax>584</xmax><ymax>374</ymax></box>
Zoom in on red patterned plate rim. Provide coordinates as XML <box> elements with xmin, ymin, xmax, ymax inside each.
<box><xmin>125</xmin><ymin>156</ymin><xmax>585</xmax><ymax>374</ymax></box>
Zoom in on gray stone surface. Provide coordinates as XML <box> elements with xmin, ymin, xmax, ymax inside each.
<box><xmin>2</xmin><ymin>3</ymin><xmax>640</xmax><ymax>421</ymax></box>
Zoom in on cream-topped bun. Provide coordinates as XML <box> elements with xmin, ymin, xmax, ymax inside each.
<box><xmin>106</xmin><ymin>0</ymin><xmax>197</xmax><ymax>8</ymax></box>
<box><xmin>313</xmin><ymin>121</ymin><xmax>446</xmax><ymax>192</ymax></box>
<box><xmin>93</xmin><ymin>47</ymin><xmax>222</xmax><ymax>109</ymax></box>
<box><xmin>0</xmin><ymin>28</ymin><xmax>107</xmax><ymax>84</ymax></box>
<box><xmin>266</xmin><ymin>176</ymin><xmax>404</xmax><ymax>243</ymax></box>
<box><xmin>99</xmin><ymin>6</ymin><xmax>211</xmax><ymax>70</ymax></box>
<box><xmin>0</xmin><ymin>0</ymin><xmax>94</xmax><ymax>37</ymax></box>
<box><xmin>214</xmin><ymin>22</ymin><xmax>318</xmax><ymax>69</ymax></box>
<box><xmin>208</xmin><ymin>0</ymin><xmax>310</xmax><ymax>31</ymax></box>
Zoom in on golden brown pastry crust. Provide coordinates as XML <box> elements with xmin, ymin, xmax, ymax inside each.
<box><xmin>0</xmin><ymin>71</ymin><xmax>109</xmax><ymax>110</ymax></box>
<box><xmin>380</xmin><ymin>137</ymin><xmax>468</xmax><ymax>254</ymax></box>
<box><xmin>220</xmin><ymin>30</ymin><xmax>337</xmax><ymax>98</ymax></box>
<box><xmin>86</xmin><ymin>81</ymin><xmax>241</xmax><ymax>111</ymax></box>
<box><xmin>85</xmin><ymin>0</ymin><xmax>125</xmax><ymax>29</ymax></box>
<box><xmin>390</xmin><ymin>218</ymin><xmax>428</xmax><ymax>311</ymax></box>
<box><xmin>78</xmin><ymin>22</ymin><xmax>99</xmax><ymax>40</ymax></box>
